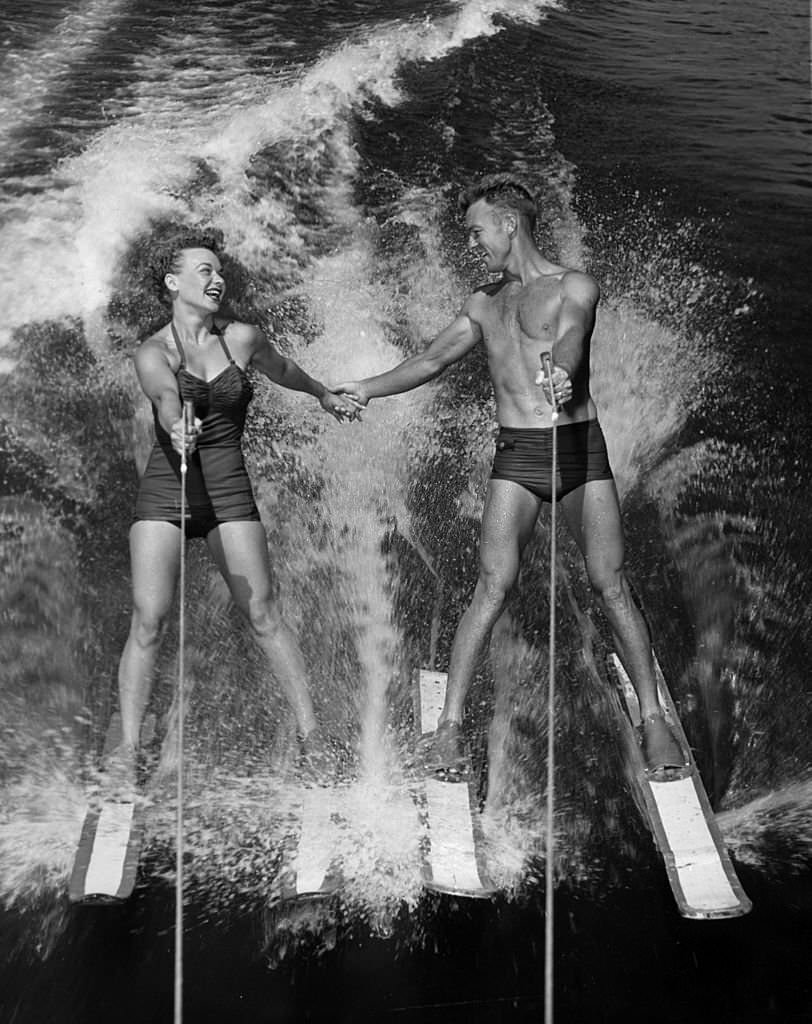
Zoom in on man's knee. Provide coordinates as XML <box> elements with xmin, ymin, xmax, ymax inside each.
<box><xmin>244</xmin><ymin>596</ymin><xmax>283</xmax><ymax>638</ymax></box>
<box><xmin>588</xmin><ymin>566</ymin><xmax>628</xmax><ymax>608</ymax></box>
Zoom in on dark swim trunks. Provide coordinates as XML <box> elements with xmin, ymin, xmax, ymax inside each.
<box><xmin>134</xmin><ymin>322</ymin><xmax>261</xmax><ymax>537</ymax></box>
<box><xmin>490</xmin><ymin>419</ymin><xmax>614</xmax><ymax>502</ymax></box>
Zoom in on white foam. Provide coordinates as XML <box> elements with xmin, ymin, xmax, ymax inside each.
<box><xmin>0</xmin><ymin>0</ymin><xmax>558</xmax><ymax>346</ymax></box>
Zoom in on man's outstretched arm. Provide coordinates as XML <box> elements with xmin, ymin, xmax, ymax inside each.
<box><xmin>334</xmin><ymin>310</ymin><xmax>481</xmax><ymax>406</ymax></box>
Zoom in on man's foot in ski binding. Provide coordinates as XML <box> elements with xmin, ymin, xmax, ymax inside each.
<box><xmin>421</xmin><ymin>721</ymin><xmax>470</xmax><ymax>781</ymax></box>
<box><xmin>640</xmin><ymin>713</ymin><xmax>687</xmax><ymax>776</ymax></box>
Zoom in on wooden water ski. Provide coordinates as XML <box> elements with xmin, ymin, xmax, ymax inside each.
<box><xmin>609</xmin><ymin>653</ymin><xmax>751</xmax><ymax>919</ymax></box>
<box><xmin>69</xmin><ymin>713</ymin><xmax>154</xmax><ymax>904</ymax></box>
<box><xmin>281</xmin><ymin>785</ymin><xmax>344</xmax><ymax>899</ymax></box>
<box><xmin>414</xmin><ymin>669</ymin><xmax>495</xmax><ymax>898</ymax></box>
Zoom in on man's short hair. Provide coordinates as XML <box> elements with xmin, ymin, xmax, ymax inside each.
<box><xmin>458</xmin><ymin>174</ymin><xmax>537</xmax><ymax>233</ymax></box>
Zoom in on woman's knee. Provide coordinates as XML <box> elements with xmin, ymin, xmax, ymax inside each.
<box><xmin>130</xmin><ymin>605</ymin><xmax>168</xmax><ymax>649</ymax></box>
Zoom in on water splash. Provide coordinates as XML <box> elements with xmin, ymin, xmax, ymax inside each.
<box><xmin>1</xmin><ymin>0</ymin><xmax>807</xmax><ymax>958</ymax></box>
<box><xmin>0</xmin><ymin>0</ymin><xmax>560</xmax><ymax>358</ymax></box>
<box><xmin>720</xmin><ymin>779</ymin><xmax>812</xmax><ymax>879</ymax></box>
<box><xmin>0</xmin><ymin>502</ymin><xmax>96</xmax><ymax>912</ymax></box>
<box><xmin>0</xmin><ymin>772</ymin><xmax>85</xmax><ymax>910</ymax></box>
<box><xmin>647</xmin><ymin>438</ymin><xmax>812</xmax><ymax>805</ymax></box>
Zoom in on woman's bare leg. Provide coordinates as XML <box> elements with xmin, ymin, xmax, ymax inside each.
<box><xmin>206</xmin><ymin>521</ymin><xmax>317</xmax><ymax>737</ymax></box>
<box><xmin>118</xmin><ymin>520</ymin><xmax>182</xmax><ymax>750</ymax></box>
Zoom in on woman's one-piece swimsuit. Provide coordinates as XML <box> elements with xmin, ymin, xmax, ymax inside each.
<box><xmin>135</xmin><ymin>322</ymin><xmax>260</xmax><ymax>538</ymax></box>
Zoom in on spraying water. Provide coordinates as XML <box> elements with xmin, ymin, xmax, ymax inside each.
<box><xmin>1</xmin><ymin>2</ymin><xmax>809</xmax><ymax>1000</ymax></box>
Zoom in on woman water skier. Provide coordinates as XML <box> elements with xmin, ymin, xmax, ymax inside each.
<box><xmin>110</xmin><ymin>231</ymin><xmax>354</xmax><ymax>788</ymax></box>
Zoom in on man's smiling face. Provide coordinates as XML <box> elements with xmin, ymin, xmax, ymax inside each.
<box><xmin>465</xmin><ymin>199</ymin><xmax>513</xmax><ymax>274</ymax></box>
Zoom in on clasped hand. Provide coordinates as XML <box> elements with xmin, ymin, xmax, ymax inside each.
<box><xmin>320</xmin><ymin>388</ymin><xmax>364</xmax><ymax>422</ymax></box>
<box><xmin>328</xmin><ymin>380</ymin><xmax>368</xmax><ymax>421</ymax></box>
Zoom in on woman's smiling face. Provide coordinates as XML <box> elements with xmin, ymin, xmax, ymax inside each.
<box><xmin>167</xmin><ymin>248</ymin><xmax>226</xmax><ymax>310</ymax></box>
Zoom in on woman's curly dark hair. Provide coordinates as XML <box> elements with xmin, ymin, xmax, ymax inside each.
<box><xmin>107</xmin><ymin>221</ymin><xmax>256</xmax><ymax>341</ymax></box>
<box><xmin>149</xmin><ymin>227</ymin><xmax>226</xmax><ymax>304</ymax></box>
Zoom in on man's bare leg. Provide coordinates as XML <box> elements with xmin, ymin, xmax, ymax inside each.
<box><xmin>428</xmin><ymin>481</ymin><xmax>540</xmax><ymax>770</ymax></box>
<box><xmin>561</xmin><ymin>479</ymin><xmax>683</xmax><ymax>770</ymax></box>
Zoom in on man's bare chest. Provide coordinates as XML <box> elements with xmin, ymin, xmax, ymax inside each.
<box><xmin>481</xmin><ymin>279</ymin><xmax>563</xmax><ymax>345</ymax></box>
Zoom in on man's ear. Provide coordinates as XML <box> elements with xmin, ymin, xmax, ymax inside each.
<box><xmin>164</xmin><ymin>272</ymin><xmax>178</xmax><ymax>295</ymax></box>
<box><xmin>505</xmin><ymin>213</ymin><xmax>517</xmax><ymax>236</ymax></box>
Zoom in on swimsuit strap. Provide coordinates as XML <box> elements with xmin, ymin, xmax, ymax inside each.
<box><xmin>212</xmin><ymin>321</ymin><xmax>236</xmax><ymax>365</ymax></box>
<box><xmin>170</xmin><ymin>321</ymin><xmax>187</xmax><ymax>369</ymax></box>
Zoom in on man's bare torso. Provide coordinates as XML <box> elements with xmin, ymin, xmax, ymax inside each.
<box><xmin>466</xmin><ymin>270</ymin><xmax>596</xmax><ymax>429</ymax></box>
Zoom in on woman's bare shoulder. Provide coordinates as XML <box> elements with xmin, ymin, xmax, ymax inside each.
<box><xmin>134</xmin><ymin>325</ymin><xmax>174</xmax><ymax>368</ymax></box>
<box><xmin>219</xmin><ymin>319</ymin><xmax>265</xmax><ymax>360</ymax></box>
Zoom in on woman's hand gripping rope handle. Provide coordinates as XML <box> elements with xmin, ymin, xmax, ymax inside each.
<box><xmin>539</xmin><ymin>353</ymin><xmax>558</xmax><ymax>1024</ymax></box>
<box><xmin>175</xmin><ymin>399</ymin><xmax>194</xmax><ymax>1024</ymax></box>
<box><xmin>180</xmin><ymin>400</ymin><xmax>196</xmax><ymax>481</ymax></box>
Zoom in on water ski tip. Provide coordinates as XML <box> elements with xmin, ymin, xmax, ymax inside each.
<box><xmin>608</xmin><ymin>653</ymin><xmax>752</xmax><ymax>919</ymax></box>
<box><xmin>281</xmin><ymin>785</ymin><xmax>345</xmax><ymax>901</ymax></box>
<box><xmin>413</xmin><ymin>669</ymin><xmax>496</xmax><ymax>899</ymax></box>
<box><xmin>69</xmin><ymin>712</ymin><xmax>155</xmax><ymax>905</ymax></box>
<box><xmin>69</xmin><ymin>799</ymin><xmax>144</xmax><ymax>904</ymax></box>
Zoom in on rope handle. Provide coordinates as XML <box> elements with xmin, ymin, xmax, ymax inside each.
<box><xmin>540</xmin><ymin>352</ymin><xmax>559</xmax><ymax>423</ymax></box>
<box><xmin>175</xmin><ymin>399</ymin><xmax>194</xmax><ymax>1024</ymax></box>
<box><xmin>181</xmin><ymin>401</ymin><xmax>196</xmax><ymax>471</ymax></box>
<box><xmin>539</xmin><ymin>352</ymin><xmax>558</xmax><ymax>1024</ymax></box>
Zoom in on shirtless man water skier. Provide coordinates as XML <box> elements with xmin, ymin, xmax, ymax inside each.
<box><xmin>336</xmin><ymin>173</ymin><xmax>682</xmax><ymax>774</ymax></box>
